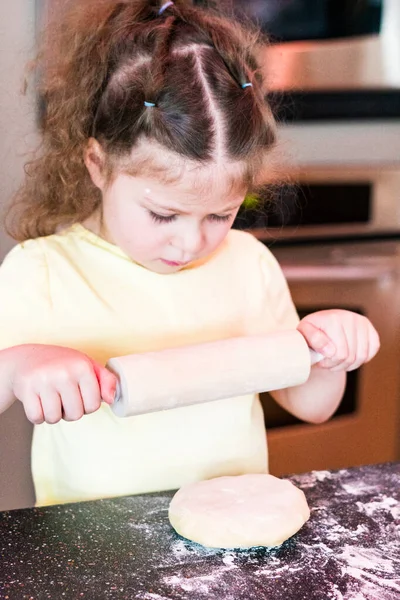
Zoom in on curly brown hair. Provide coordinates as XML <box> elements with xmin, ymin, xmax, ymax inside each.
<box><xmin>7</xmin><ymin>0</ymin><xmax>277</xmax><ymax>241</ymax></box>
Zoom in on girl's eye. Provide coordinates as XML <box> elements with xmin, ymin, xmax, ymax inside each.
<box><xmin>209</xmin><ymin>214</ymin><xmax>232</xmax><ymax>223</ymax></box>
<box><xmin>149</xmin><ymin>211</ymin><xmax>177</xmax><ymax>224</ymax></box>
<box><xmin>148</xmin><ymin>211</ymin><xmax>232</xmax><ymax>224</ymax></box>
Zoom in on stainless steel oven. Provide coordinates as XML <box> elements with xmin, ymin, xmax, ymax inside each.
<box><xmin>263</xmin><ymin>238</ymin><xmax>400</xmax><ymax>476</ymax></box>
<box><xmin>234</xmin><ymin>165</ymin><xmax>400</xmax><ymax>476</ymax></box>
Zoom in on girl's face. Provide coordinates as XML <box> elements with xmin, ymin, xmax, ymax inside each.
<box><xmin>85</xmin><ymin>143</ymin><xmax>246</xmax><ymax>274</ymax></box>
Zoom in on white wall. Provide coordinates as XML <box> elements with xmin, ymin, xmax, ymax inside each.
<box><xmin>0</xmin><ymin>0</ymin><xmax>37</xmax><ymax>510</ymax></box>
<box><xmin>0</xmin><ymin>0</ymin><xmax>37</xmax><ymax>259</ymax></box>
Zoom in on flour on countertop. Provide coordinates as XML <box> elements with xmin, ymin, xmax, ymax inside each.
<box><xmin>127</xmin><ymin>464</ymin><xmax>400</xmax><ymax>600</ymax></box>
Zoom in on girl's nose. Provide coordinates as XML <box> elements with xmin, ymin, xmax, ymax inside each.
<box><xmin>174</xmin><ymin>223</ymin><xmax>205</xmax><ymax>257</ymax></box>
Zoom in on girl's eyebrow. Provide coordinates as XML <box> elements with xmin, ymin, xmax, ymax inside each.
<box><xmin>142</xmin><ymin>196</ymin><xmax>242</xmax><ymax>215</ymax></box>
<box><xmin>142</xmin><ymin>197</ymin><xmax>189</xmax><ymax>215</ymax></box>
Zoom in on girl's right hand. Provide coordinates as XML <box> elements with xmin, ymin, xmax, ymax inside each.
<box><xmin>11</xmin><ymin>345</ymin><xmax>117</xmax><ymax>425</ymax></box>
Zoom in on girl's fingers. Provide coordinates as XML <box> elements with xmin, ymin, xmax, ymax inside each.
<box><xmin>299</xmin><ymin>311</ymin><xmax>380</xmax><ymax>373</ymax></box>
<box><xmin>23</xmin><ymin>392</ymin><xmax>45</xmax><ymax>425</ymax></box>
<box><xmin>77</xmin><ymin>371</ymin><xmax>102</xmax><ymax>415</ymax></box>
<box><xmin>326</xmin><ymin>321</ymin><xmax>352</xmax><ymax>371</ymax></box>
<box><xmin>57</xmin><ymin>381</ymin><xmax>86</xmax><ymax>421</ymax></box>
<box><xmin>38</xmin><ymin>388</ymin><xmax>63</xmax><ymax>424</ymax></box>
<box><xmin>301</xmin><ymin>317</ymin><xmax>349</xmax><ymax>370</ymax></box>
<box><xmin>297</xmin><ymin>321</ymin><xmax>336</xmax><ymax>358</ymax></box>
<box><xmin>93</xmin><ymin>363</ymin><xmax>118</xmax><ymax>405</ymax></box>
<box><xmin>14</xmin><ymin>350</ymin><xmax>120</xmax><ymax>424</ymax></box>
<box><xmin>367</xmin><ymin>323</ymin><xmax>380</xmax><ymax>362</ymax></box>
<box><xmin>347</xmin><ymin>320</ymin><xmax>370</xmax><ymax>372</ymax></box>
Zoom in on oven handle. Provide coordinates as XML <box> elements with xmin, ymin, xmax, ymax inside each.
<box><xmin>281</xmin><ymin>263</ymin><xmax>397</xmax><ymax>281</ymax></box>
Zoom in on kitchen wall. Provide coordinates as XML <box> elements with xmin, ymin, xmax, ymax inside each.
<box><xmin>0</xmin><ymin>0</ymin><xmax>37</xmax><ymax>509</ymax></box>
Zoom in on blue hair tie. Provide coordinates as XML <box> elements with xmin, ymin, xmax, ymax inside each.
<box><xmin>158</xmin><ymin>1</ymin><xmax>174</xmax><ymax>15</ymax></box>
<box><xmin>241</xmin><ymin>82</ymin><xmax>252</xmax><ymax>89</ymax></box>
<box><xmin>144</xmin><ymin>101</ymin><xmax>156</xmax><ymax>107</ymax></box>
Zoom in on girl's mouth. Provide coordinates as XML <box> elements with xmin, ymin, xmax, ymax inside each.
<box><xmin>160</xmin><ymin>259</ymin><xmax>189</xmax><ymax>267</ymax></box>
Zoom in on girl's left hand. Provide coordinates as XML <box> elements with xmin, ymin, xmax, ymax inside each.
<box><xmin>297</xmin><ymin>309</ymin><xmax>380</xmax><ymax>372</ymax></box>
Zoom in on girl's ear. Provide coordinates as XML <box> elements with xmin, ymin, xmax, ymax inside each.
<box><xmin>84</xmin><ymin>138</ymin><xmax>107</xmax><ymax>190</ymax></box>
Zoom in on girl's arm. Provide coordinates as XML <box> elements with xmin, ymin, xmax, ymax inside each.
<box><xmin>270</xmin><ymin>367</ymin><xmax>346</xmax><ymax>424</ymax></box>
<box><xmin>270</xmin><ymin>310</ymin><xmax>380</xmax><ymax>424</ymax></box>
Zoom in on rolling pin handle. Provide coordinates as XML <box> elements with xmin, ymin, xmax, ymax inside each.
<box><xmin>309</xmin><ymin>349</ymin><xmax>324</xmax><ymax>365</ymax></box>
<box><xmin>113</xmin><ymin>380</ymin><xmax>122</xmax><ymax>405</ymax></box>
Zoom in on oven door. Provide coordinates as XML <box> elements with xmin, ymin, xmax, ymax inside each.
<box><xmin>235</xmin><ymin>167</ymin><xmax>400</xmax><ymax>243</ymax></box>
<box><xmin>263</xmin><ymin>239</ymin><xmax>400</xmax><ymax>476</ymax></box>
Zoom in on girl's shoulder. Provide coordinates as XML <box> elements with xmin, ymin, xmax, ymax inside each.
<box><xmin>0</xmin><ymin>226</ymin><xmax>90</xmax><ymax>310</ymax></box>
<box><xmin>225</xmin><ymin>229</ymin><xmax>277</xmax><ymax>262</ymax></box>
<box><xmin>224</xmin><ymin>229</ymin><xmax>287</xmax><ymax>284</ymax></box>
<box><xmin>0</xmin><ymin>225</ymin><xmax>81</xmax><ymax>278</ymax></box>
<box><xmin>1</xmin><ymin>224</ymin><xmax>106</xmax><ymax>268</ymax></box>
<box><xmin>0</xmin><ymin>237</ymin><xmax>53</xmax><ymax>315</ymax></box>
<box><xmin>1</xmin><ymin>237</ymin><xmax>47</xmax><ymax>272</ymax></box>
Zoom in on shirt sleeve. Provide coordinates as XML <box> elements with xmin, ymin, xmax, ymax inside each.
<box><xmin>0</xmin><ymin>239</ymin><xmax>53</xmax><ymax>350</ymax></box>
<box><xmin>257</xmin><ymin>240</ymin><xmax>300</xmax><ymax>331</ymax></box>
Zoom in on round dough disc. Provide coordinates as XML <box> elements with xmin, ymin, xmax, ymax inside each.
<box><xmin>168</xmin><ymin>473</ymin><xmax>310</xmax><ymax>549</ymax></box>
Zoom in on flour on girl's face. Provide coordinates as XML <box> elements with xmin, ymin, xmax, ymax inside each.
<box><xmin>84</xmin><ymin>143</ymin><xmax>246</xmax><ymax>274</ymax></box>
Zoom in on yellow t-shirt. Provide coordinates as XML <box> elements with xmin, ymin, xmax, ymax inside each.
<box><xmin>0</xmin><ymin>225</ymin><xmax>299</xmax><ymax>506</ymax></box>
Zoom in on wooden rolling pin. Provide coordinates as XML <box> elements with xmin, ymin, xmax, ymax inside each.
<box><xmin>106</xmin><ymin>330</ymin><xmax>323</xmax><ymax>418</ymax></box>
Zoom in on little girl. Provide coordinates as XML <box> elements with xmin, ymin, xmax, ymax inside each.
<box><xmin>0</xmin><ymin>0</ymin><xmax>379</xmax><ymax>506</ymax></box>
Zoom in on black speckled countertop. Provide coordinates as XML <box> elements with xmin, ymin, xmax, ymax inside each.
<box><xmin>1</xmin><ymin>463</ymin><xmax>399</xmax><ymax>600</ymax></box>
